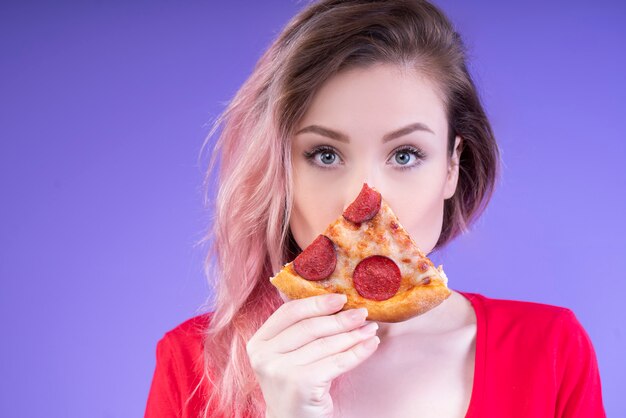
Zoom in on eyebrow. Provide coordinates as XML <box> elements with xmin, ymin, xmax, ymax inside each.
<box><xmin>294</xmin><ymin>122</ymin><xmax>435</xmax><ymax>144</ymax></box>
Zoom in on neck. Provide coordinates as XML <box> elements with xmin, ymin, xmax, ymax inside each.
<box><xmin>374</xmin><ymin>290</ymin><xmax>470</xmax><ymax>339</ymax></box>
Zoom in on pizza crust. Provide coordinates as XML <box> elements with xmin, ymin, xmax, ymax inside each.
<box><xmin>271</xmin><ymin>263</ymin><xmax>451</xmax><ymax>323</ymax></box>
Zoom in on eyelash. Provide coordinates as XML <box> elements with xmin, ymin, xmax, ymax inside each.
<box><xmin>303</xmin><ymin>145</ymin><xmax>426</xmax><ymax>171</ymax></box>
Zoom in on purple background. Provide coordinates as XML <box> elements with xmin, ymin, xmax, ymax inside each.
<box><xmin>1</xmin><ymin>1</ymin><xmax>624</xmax><ymax>416</ymax></box>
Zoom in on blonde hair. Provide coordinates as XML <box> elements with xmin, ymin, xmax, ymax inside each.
<box><xmin>195</xmin><ymin>0</ymin><xmax>500</xmax><ymax>416</ymax></box>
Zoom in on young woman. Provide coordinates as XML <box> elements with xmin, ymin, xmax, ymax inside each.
<box><xmin>145</xmin><ymin>1</ymin><xmax>605</xmax><ymax>417</ymax></box>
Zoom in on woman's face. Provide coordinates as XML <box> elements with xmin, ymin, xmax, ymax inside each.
<box><xmin>289</xmin><ymin>63</ymin><xmax>462</xmax><ymax>257</ymax></box>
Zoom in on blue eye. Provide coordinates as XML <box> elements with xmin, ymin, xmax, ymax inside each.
<box><xmin>391</xmin><ymin>146</ymin><xmax>427</xmax><ymax>170</ymax></box>
<box><xmin>302</xmin><ymin>145</ymin><xmax>426</xmax><ymax>171</ymax></box>
<box><xmin>303</xmin><ymin>146</ymin><xmax>341</xmax><ymax>169</ymax></box>
<box><xmin>395</xmin><ymin>152</ymin><xmax>411</xmax><ymax>165</ymax></box>
<box><xmin>317</xmin><ymin>149</ymin><xmax>338</xmax><ymax>165</ymax></box>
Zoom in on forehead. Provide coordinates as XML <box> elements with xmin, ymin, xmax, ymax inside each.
<box><xmin>297</xmin><ymin>63</ymin><xmax>448</xmax><ymax>139</ymax></box>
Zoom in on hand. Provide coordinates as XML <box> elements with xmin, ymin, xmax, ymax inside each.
<box><xmin>246</xmin><ymin>293</ymin><xmax>380</xmax><ymax>418</ymax></box>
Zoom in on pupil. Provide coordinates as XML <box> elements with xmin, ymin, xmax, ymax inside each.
<box><xmin>321</xmin><ymin>152</ymin><xmax>335</xmax><ymax>164</ymax></box>
<box><xmin>396</xmin><ymin>152</ymin><xmax>409</xmax><ymax>164</ymax></box>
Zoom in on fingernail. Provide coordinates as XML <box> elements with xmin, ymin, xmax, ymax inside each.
<box><xmin>363</xmin><ymin>336</ymin><xmax>380</xmax><ymax>349</ymax></box>
<box><xmin>359</xmin><ymin>321</ymin><xmax>378</xmax><ymax>335</ymax></box>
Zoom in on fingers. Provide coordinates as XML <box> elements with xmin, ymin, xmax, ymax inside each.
<box><xmin>272</xmin><ymin>307</ymin><xmax>369</xmax><ymax>353</ymax></box>
<box><xmin>285</xmin><ymin>320</ymin><xmax>379</xmax><ymax>365</ymax></box>
<box><xmin>308</xmin><ymin>335</ymin><xmax>381</xmax><ymax>382</ymax></box>
<box><xmin>247</xmin><ymin>292</ymin><xmax>381</xmax><ymax>398</ymax></box>
<box><xmin>253</xmin><ymin>293</ymin><xmax>347</xmax><ymax>342</ymax></box>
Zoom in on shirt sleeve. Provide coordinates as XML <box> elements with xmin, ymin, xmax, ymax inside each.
<box><xmin>554</xmin><ymin>309</ymin><xmax>606</xmax><ymax>418</ymax></box>
<box><xmin>144</xmin><ymin>335</ymin><xmax>184</xmax><ymax>418</ymax></box>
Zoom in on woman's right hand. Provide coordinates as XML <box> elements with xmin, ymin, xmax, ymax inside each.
<box><xmin>246</xmin><ymin>293</ymin><xmax>380</xmax><ymax>418</ymax></box>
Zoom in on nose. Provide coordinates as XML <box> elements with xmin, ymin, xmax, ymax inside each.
<box><xmin>343</xmin><ymin>175</ymin><xmax>382</xmax><ymax>211</ymax></box>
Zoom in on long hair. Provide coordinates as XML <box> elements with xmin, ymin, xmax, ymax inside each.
<box><xmin>195</xmin><ymin>0</ymin><xmax>500</xmax><ymax>416</ymax></box>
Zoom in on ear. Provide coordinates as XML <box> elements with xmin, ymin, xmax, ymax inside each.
<box><xmin>443</xmin><ymin>135</ymin><xmax>463</xmax><ymax>200</ymax></box>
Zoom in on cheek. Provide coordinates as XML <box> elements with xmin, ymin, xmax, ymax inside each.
<box><xmin>392</xmin><ymin>194</ymin><xmax>445</xmax><ymax>254</ymax></box>
<box><xmin>289</xmin><ymin>158</ymin><xmax>344</xmax><ymax>249</ymax></box>
<box><xmin>408</xmin><ymin>200</ymin><xmax>445</xmax><ymax>254</ymax></box>
<box><xmin>386</xmin><ymin>169</ymin><xmax>448</xmax><ymax>253</ymax></box>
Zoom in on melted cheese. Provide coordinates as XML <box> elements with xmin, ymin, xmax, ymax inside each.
<box><xmin>319</xmin><ymin>199</ymin><xmax>447</xmax><ymax>299</ymax></box>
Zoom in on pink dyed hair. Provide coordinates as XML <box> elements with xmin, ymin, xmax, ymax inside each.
<box><xmin>194</xmin><ymin>0</ymin><xmax>500</xmax><ymax>416</ymax></box>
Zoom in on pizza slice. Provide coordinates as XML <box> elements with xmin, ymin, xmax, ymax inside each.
<box><xmin>270</xmin><ymin>183</ymin><xmax>451</xmax><ymax>322</ymax></box>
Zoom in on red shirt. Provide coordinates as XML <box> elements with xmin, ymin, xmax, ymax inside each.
<box><xmin>144</xmin><ymin>291</ymin><xmax>606</xmax><ymax>417</ymax></box>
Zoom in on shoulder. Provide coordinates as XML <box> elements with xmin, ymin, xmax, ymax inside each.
<box><xmin>146</xmin><ymin>313</ymin><xmax>215</xmax><ymax>417</ymax></box>
<box><xmin>154</xmin><ymin>312</ymin><xmax>214</xmax><ymax>376</ymax></box>
<box><xmin>158</xmin><ymin>312</ymin><xmax>213</xmax><ymax>353</ymax></box>
<box><xmin>461</xmin><ymin>290</ymin><xmax>575</xmax><ymax>326</ymax></box>
<box><xmin>456</xmin><ymin>292</ymin><xmax>605</xmax><ymax>415</ymax></box>
<box><xmin>162</xmin><ymin>312</ymin><xmax>213</xmax><ymax>342</ymax></box>
<box><xmin>460</xmin><ymin>290</ymin><xmax>594</xmax><ymax>351</ymax></box>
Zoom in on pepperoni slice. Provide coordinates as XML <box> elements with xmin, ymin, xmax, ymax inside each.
<box><xmin>293</xmin><ymin>235</ymin><xmax>337</xmax><ymax>281</ymax></box>
<box><xmin>352</xmin><ymin>255</ymin><xmax>401</xmax><ymax>301</ymax></box>
<box><xmin>342</xmin><ymin>183</ymin><xmax>382</xmax><ymax>224</ymax></box>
